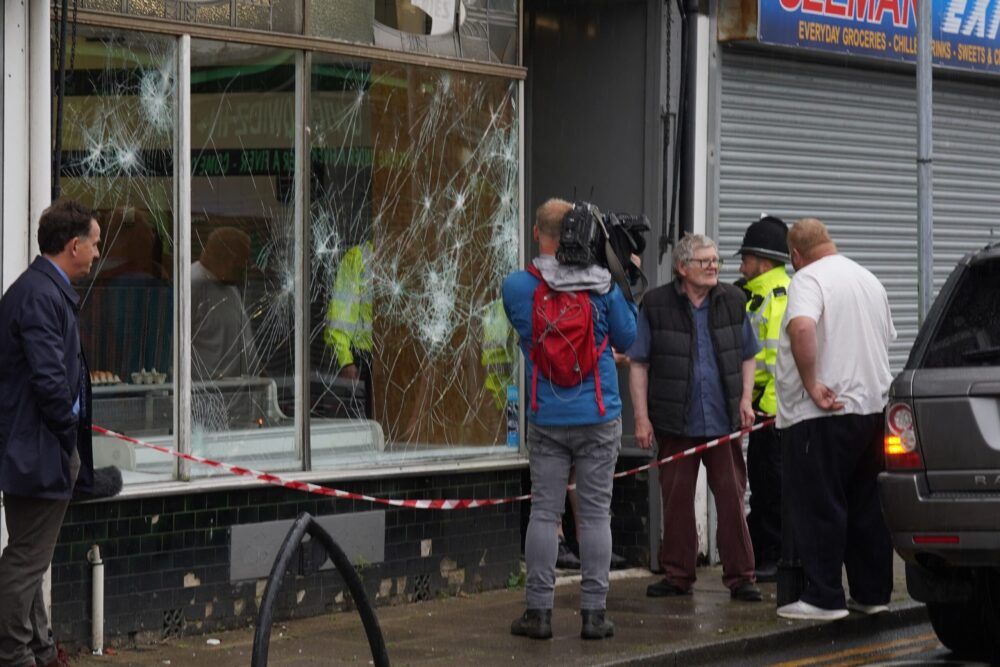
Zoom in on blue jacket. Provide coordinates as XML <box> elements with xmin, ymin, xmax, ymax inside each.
<box><xmin>0</xmin><ymin>257</ymin><xmax>94</xmax><ymax>499</ymax></box>
<box><xmin>502</xmin><ymin>268</ymin><xmax>637</xmax><ymax>426</ymax></box>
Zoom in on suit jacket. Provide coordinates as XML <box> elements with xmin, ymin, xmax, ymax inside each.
<box><xmin>0</xmin><ymin>256</ymin><xmax>94</xmax><ymax>499</ymax></box>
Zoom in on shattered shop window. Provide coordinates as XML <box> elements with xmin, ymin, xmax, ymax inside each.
<box><xmin>58</xmin><ymin>26</ymin><xmax>178</xmax><ymax>483</ymax></box>
<box><xmin>307</xmin><ymin>55</ymin><xmax>520</xmax><ymax>464</ymax></box>
<box><xmin>308</xmin><ymin>0</ymin><xmax>518</xmax><ymax>65</ymax></box>
<box><xmin>187</xmin><ymin>40</ymin><xmax>299</xmax><ymax>475</ymax></box>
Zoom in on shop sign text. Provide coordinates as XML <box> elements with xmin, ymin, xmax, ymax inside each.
<box><xmin>759</xmin><ymin>0</ymin><xmax>1000</xmax><ymax>73</ymax></box>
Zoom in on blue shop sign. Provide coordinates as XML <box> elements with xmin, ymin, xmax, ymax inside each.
<box><xmin>758</xmin><ymin>0</ymin><xmax>1000</xmax><ymax>74</ymax></box>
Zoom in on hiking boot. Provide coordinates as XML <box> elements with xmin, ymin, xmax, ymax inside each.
<box><xmin>645</xmin><ymin>578</ymin><xmax>692</xmax><ymax>597</ymax></box>
<box><xmin>730</xmin><ymin>582</ymin><xmax>763</xmax><ymax>602</ymax></box>
<box><xmin>580</xmin><ymin>609</ymin><xmax>615</xmax><ymax>639</ymax></box>
<box><xmin>556</xmin><ymin>540</ymin><xmax>581</xmax><ymax>570</ymax></box>
<box><xmin>609</xmin><ymin>551</ymin><xmax>628</xmax><ymax>570</ymax></box>
<box><xmin>510</xmin><ymin>608</ymin><xmax>553</xmax><ymax>639</ymax></box>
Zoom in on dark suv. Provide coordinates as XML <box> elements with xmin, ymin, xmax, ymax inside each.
<box><xmin>879</xmin><ymin>243</ymin><xmax>1000</xmax><ymax>660</ymax></box>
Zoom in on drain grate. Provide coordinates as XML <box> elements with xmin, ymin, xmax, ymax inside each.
<box><xmin>161</xmin><ymin>608</ymin><xmax>185</xmax><ymax>639</ymax></box>
<box><xmin>413</xmin><ymin>574</ymin><xmax>431</xmax><ymax>602</ymax></box>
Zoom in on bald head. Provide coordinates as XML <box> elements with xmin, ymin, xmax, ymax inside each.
<box><xmin>200</xmin><ymin>227</ymin><xmax>251</xmax><ymax>282</ymax></box>
<box><xmin>535</xmin><ymin>198</ymin><xmax>571</xmax><ymax>239</ymax></box>
<box><xmin>788</xmin><ymin>218</ymin><xmax>837</xmax><ymax>269</ymax></box>
<box><xmin>534</xmin><ymin>198</ymin><xmax>571</xmax><ymax>255</ymax></box>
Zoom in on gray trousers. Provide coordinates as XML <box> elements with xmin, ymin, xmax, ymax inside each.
<box><xmin>525</xmin><ymin>418</ymin><xmax>621</xmax><ymax>611</ymax></box>
<box><xmin>0</xmin><ymin>448</ymin><xmax>80</xmax><ymax>667</ymax></box>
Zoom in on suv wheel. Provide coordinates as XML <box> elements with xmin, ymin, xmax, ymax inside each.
<box><xmin>927</xmin><ymin>601</ymin><xmax>991</xmax><ymax>660</ymax></box>
<box><xmin>927</xmin><ymin>573</ymin><xmax>1000</xmax><ymax>661</ymax></box>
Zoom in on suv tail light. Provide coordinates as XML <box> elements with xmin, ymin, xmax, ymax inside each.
<box><xmin>885</xmin><ymin>402</ymin><xmax>923</xmax><ymax>470</ymax></box>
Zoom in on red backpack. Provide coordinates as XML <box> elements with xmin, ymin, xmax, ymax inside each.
<box><xmin>526</xmin><ymin>265</ymin><xmax>608</xmax><ymax>416</ymax></box>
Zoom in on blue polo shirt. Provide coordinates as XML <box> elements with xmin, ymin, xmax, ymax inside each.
<box><xmin>628</xmin><ymin>298</ymin><xmax>760</xmax><ymax>437</ymax></box>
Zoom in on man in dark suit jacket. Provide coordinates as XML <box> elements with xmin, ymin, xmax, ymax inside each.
<box><xmin>0</xmin><ymin>199</ymin><xmax>100</xmax><ymax>667</ymax></box>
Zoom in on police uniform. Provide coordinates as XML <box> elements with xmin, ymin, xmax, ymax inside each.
<box><xmin>736</xmin><ymin>216</ymin><xmax>791</xmax><ymax>578</ymax></box>
<box><xmin>324</xmin><ymin>242</ymin><xmax>374</xmax><ymax>418</ymax></box>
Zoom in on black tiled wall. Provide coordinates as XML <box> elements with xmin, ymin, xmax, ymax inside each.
<box><xmin>516</xmin><ymin>455</ymin><xmax>653</xmax><ymax>568</ymax></box>
<box><xmin>52</xmin><ymin>469</ymin><xmax>524</xmax><ymax>646</ymax></box>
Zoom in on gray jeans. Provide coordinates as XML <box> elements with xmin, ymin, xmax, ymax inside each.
<box><xmin>0</xmin><ymin>448</ymin><xmax>80</xmax><ymax>667</ymax></box>
<box><xmin>525</xmin><ymin>418</ymin><xmax>621</xmax><ymax>611</ymax></box>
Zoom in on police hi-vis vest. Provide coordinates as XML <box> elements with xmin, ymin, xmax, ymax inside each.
<box><xmin>324</xmin><ymin>242</ymin><xmax>373</xmax><ymax>367</ymax></box>
<box><xmin>480</xmin><ymin>299</ymin><xmax>514</xmax><ymax>410</ymax></box>
<box><xmin>744</xmin><ymin>265</ymin><xmax>790</xmax><ymax>416</ymax></box>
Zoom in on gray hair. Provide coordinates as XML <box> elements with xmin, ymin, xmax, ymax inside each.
<box><xmin>672</xmin><ymin>233</ymin><xmax>718</xmax><ymax>277</ymax></box>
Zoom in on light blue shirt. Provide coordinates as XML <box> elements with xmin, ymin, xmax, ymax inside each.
<box><xmin>628</xmin><ymin>298</ymin><xmax>760</xmax><ymax>437</ymax></box>
<box><xmin>44</xmin><ymin>257</ymin><xmax>81</xmax><ymax>418</ymax></box>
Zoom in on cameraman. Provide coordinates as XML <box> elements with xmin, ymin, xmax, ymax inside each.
<box><xmin>503</xmin><ymin>198</ymin><xmax>636</xmax><ymax>640</ymax></box>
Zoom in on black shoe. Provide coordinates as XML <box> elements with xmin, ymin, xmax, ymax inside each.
<box><xmin>580</xmin><ymin>609</ymin><xmax>615</xmax><ymax>640</ymax></box>
<box><xmin>556</xmin><ymin>540</ymin><xmax>581</xmax><ymax>570</ymax></box>
<box><xmin>510</xmin><ymin>608</ymin><xmax>553</xmax><ymax>639</ymax></box>
<box><xmin>646</xmin><ymin>578</ymin><xmax>692</xmax><ymax>598</ymax></box>
<box><xmin>754</xmin><ymin>562</ymin><xmax>778</xmax><ymax>583</ymax></box>
<box><xmin>609</xmin><ymin>551</ymin><xmax>628</xmax><ymax>570</ymax></box>
<box><xmin>730</xmin><ymin>582</ymin><xmax>763</xmax><ymax>602</ymax></box>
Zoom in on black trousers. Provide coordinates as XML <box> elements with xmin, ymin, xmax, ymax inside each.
<box><xmin>782</xmin><ymin>413</ymin><xmax>893</xmax><ymax>610</ymax></box>
<box><xmin>747</xmin><ymin>421</ymin><xmax>782</xmax><ymax>566</ymax></box>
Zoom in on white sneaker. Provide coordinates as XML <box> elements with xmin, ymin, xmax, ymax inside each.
<box><xmin>847</xmin><ymin>598</ymin><xmax>889</xmax><ymax>615</ymax></box>
<box><xmin>777</xmin><ymin>600</ymin><xmax>849</xmax><ymax>621</ymax></box>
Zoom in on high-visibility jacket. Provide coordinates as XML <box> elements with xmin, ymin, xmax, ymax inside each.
<box><xmin>324</xmin><ymin>243</ymin><xmax>373</xmax><ymax>367</ymax></box>
<box><xmin>744</xmin><ymin>265</ymin><xmax>790</xmax><ymax>415</ymax></box>
<box><xmin>480</xmin><ymin>298</ymin><xmax>514</xmax><ymax>410</ymax></box>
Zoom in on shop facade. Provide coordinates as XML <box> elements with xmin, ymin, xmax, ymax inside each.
<box><xmin>710</xmin><ymin>0</ymin><xmax>1000</xmax><ymax>366</ymax></box>
<box><xmin>1</xmin><ymin>0</ymin><xmax>673</xmax><ymax>648</ymax></box>
<box><xmin>4</xmin><ymin>0</ymin><xmax>536</xmax><ymax>645</ymax></box>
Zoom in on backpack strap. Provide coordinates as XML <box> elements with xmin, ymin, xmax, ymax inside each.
<box><xmin>592</xmin><ymin>336</ymin><xmax>609</xmax><ymax>416</ymax></box>
<box><xmin>527</xmin><ymin>263</ymin><xmax>543</xmax><ymax>414</ymax></box>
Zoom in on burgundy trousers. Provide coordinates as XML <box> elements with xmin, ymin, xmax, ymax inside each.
<box><xmin>657</xmin><ymin>433</ymin><xmax>756</xmax><ymax>591</ymax></box>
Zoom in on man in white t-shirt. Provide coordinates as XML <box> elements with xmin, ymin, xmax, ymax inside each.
<box><xmin>774</xmin><ymin>218</ymin><xmax>896</xmax><ymax>622</ymax></box>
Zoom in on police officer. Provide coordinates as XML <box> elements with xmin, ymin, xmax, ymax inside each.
<box><xmin>735</xmin><ymin>214</ymin><xmax>791</xmax><ymax>582</ymax></box>
<box><xmin>324</xmin><ymin>241</ymin><xmax>374</xmax><ymax>418</ymax></box>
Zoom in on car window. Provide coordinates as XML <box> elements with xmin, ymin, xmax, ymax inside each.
<box><xmin>923</xmin><ymin>260</ymin><xmax>1000</xmax><ymax>368</ymax></box>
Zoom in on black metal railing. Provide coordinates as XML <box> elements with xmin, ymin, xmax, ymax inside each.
<box><xmin>251</xmin><ymin>512</ymin><xmax>390</xmax><ymax>666</ymax></box>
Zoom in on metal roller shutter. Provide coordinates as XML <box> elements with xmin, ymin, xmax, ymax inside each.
<box><xmin>716</xmin><ymin>48</ymin><xmax>1000</xmax><ymax>371</ymax></box>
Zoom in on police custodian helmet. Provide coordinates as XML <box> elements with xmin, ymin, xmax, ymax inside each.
<box><xmin>735</xmin><ymin>214</ymin><xmax>789</xmax><ymax>263</ymax></box>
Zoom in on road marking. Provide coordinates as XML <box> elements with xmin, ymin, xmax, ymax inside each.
<box><xmin>768</xmin><ymin>632</ymin><xmax>939</xmax><ymax>667</ymax></box>
<box><xmin>828</xmin><ymin>639</ymin><xmax>944</xmax><ymax>666</ymax></box>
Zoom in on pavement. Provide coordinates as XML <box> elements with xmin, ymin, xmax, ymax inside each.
<box><xmin>69</xmin><ymin>556</ymin><xmax>925</xmax><ymax>667</ymax></box>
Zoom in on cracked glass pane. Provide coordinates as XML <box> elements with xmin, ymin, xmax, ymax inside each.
<box><xmin>310</xmin><ymin>1</ymin><xmax>519</xmax><ymax>65</ymax></box>
<box><xmin>189</xmin><ymin>40</ymin><xmax>298</xmax><ymax>475</ymax></box>
<box><xmin>308</xmin><ymin>55</ymin><xmax>520</xmax><ymax>464</ymax></box>
<box><xmin>59</xmin><ymin>27</ymin><xmax>178</xmax><ymax>482</ymax></box>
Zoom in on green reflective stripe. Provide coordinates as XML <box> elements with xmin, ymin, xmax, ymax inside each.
<box><xmin>326</xmin><ymin>317</ymin><xmax>373</xmax><ymax>333</ymax></box>
<box><xmin>329</xmin><ymin>289</ymin><xmax>364</xmax><ymax>302</ymax></box>
<box><xmin>763</xmin><ymin>339</ymin><xmax>779</xmax><ymax>349</ymax></box>
<box><xmin>756</xmin><ymin>359</ymin><xmax>776</xmax><ymax>375</ymax></box>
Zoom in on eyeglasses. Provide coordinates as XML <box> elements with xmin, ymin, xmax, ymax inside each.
<box><xmin>688</xmin><ymin>257</ymin><xmax>722</xmax><ymax>269</ymax></box>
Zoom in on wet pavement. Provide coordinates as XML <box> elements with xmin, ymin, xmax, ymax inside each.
<box><xmin>71</xmin><ymin>559</ymin><xmax>924</xmax><ymax>666</ymax></box>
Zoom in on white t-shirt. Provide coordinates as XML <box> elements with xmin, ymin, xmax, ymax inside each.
<box><xmin>776</xmin><ymin>254</ymin><xmax>896</xmax><ymax>429</ymax></box>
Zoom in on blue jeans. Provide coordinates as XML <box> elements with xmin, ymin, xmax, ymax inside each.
<box><xmin>525</xmin><ymin>418</ymin><xmax>621</xmax><ymax>610</ymax></box>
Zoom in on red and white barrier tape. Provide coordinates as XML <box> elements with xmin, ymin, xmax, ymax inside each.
<box><xmin>607</xmin><ymin>418</ymin><xmax>775</xmax><ymax>485</ymax></box>
<box><xmin>92</xmin><ymin>417</ymin><xmax>775</xmax><ymax>509</ymax></box>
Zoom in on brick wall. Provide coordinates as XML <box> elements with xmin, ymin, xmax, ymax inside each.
<box><xmin>51</xmin><ymin>469</ymin><xmax>524</xmax><ymax>647</ymax></box>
